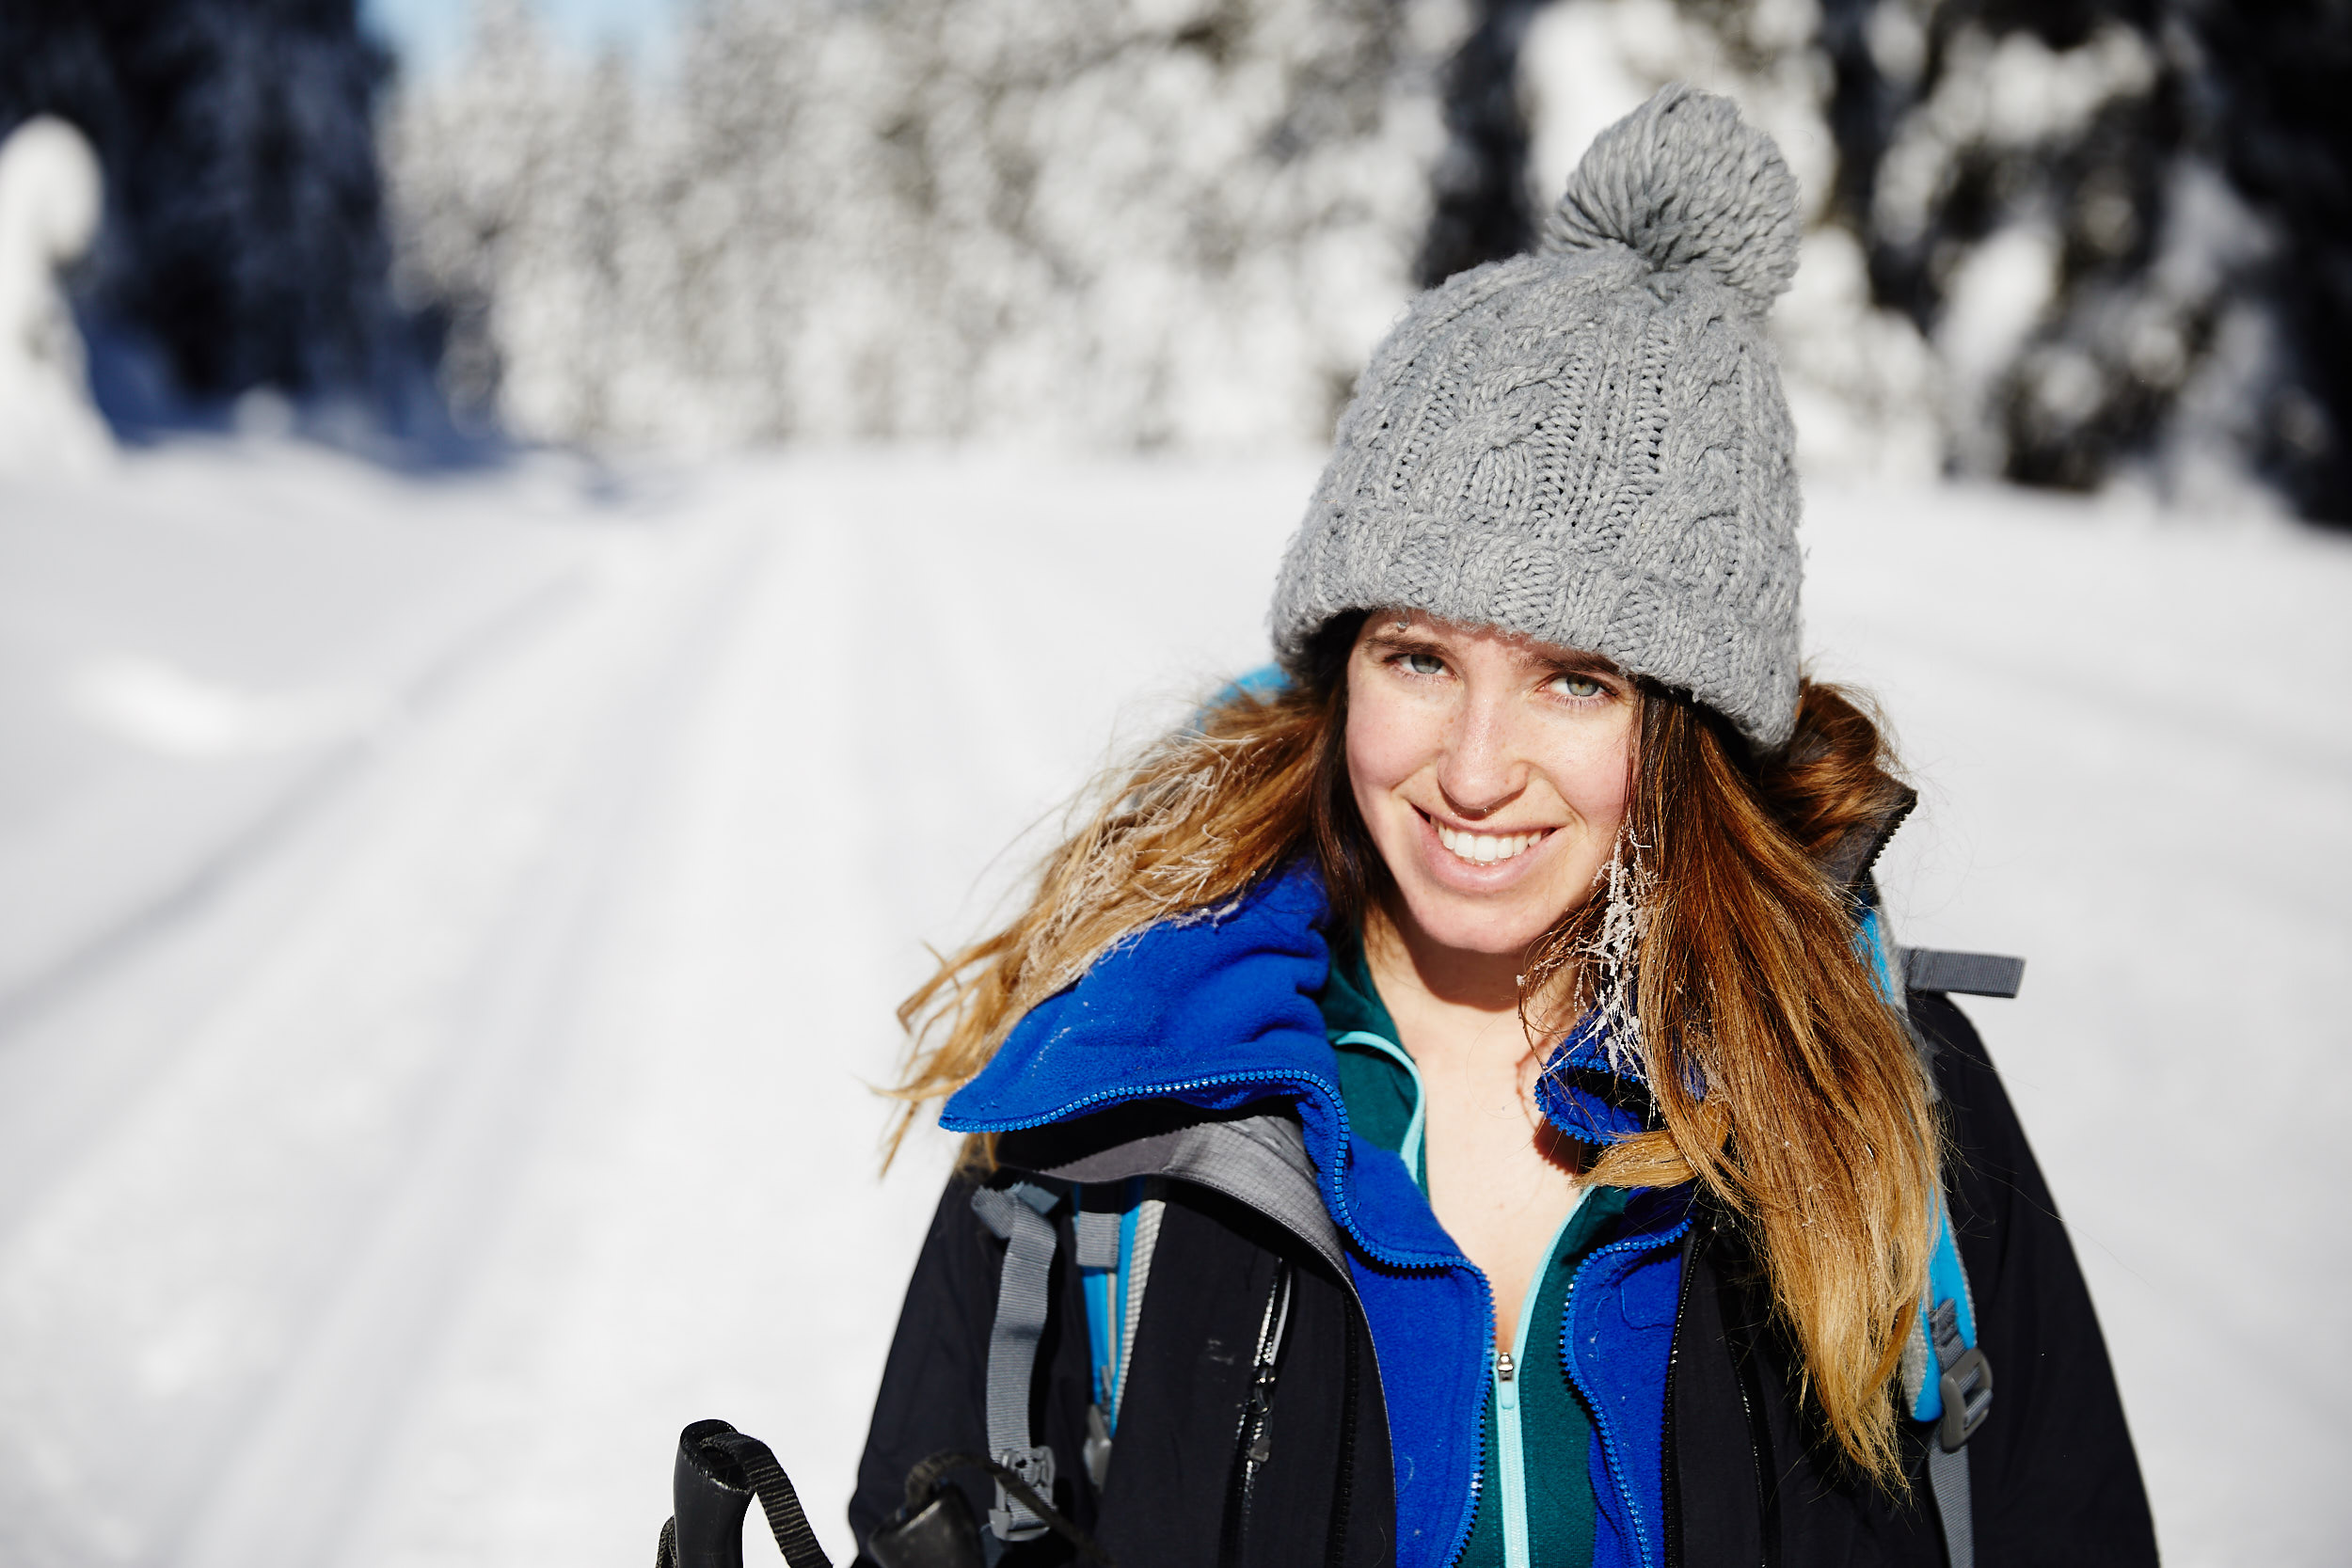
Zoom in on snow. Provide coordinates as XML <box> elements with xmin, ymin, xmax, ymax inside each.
<box><xmin>0</xmin><ymin>440</ymin><xmax>2345</xmax><ymax>1567</ymax></box>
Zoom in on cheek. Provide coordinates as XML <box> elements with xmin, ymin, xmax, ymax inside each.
<box><xmin>1536</xmin><ymin>717</ymin><xmax>1636</xmax><ymax>840</ymax></box>
<box><xmin>1343</xmin><ymin>670</ymin><xmax>1431</xmax><ymax>817</ymax></box>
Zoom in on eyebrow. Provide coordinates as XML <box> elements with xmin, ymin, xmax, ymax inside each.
<box><xmin>1365</xmin><ymin>626</ymin><xmax>1626</xmax><ymax>681</ymax></box>
<box><xmin>1533</xmin><ymin>648</ymin><xmax>1627</xmax><ymax>680</ymax></box>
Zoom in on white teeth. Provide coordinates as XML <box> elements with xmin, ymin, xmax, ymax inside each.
<box><xmin>1435</xmin><ymin>823</ymin><xmax>1540</xmax><ymax>865</ymax></box>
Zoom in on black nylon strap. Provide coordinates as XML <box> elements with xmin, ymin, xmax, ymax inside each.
<box><xmin>705</xmin><ymin>1431</ymin><xmax>834</xmax><ymax>1568</ymax></box>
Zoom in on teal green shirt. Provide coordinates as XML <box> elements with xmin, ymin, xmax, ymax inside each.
<box><xmin>1318</xmin><ymin>937</ymin><xmax>1614</xmax><ymax>1568</ymax></box>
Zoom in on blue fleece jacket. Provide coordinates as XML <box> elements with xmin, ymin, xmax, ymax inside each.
<box><xmin>942</xmin><ymin>862</ymin><xmax>1693</xmax><ymax>1568</ymax></box>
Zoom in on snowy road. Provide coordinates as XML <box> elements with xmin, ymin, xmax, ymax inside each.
<box><xmin>0</xmin><ymin>442</ymin><xmax>2345</xmax><ymax>1567</ymax></box>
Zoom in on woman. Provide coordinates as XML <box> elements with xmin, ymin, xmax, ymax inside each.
<box><xmin>850</xmin><ymin>87</ymin><xmax>2154</xmax><ymax>1568</ymax></box>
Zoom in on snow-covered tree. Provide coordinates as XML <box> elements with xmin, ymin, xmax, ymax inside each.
<box><xmin>386</xmin><ymin>0</ymin><xmax>1461</xmax><ymax>450</ymax></box>
<box><xmin>0</xmin><ymin>116</ymin><xmax>111</xmax><ymax>473</ymax></box>
<box><xmin>1816</xmin><ymin>0</ymin><xmax>2349</xmax><ymax>516</ymax></box>
<box><xmin>0</xmin><ymin>0</ymin><xmax>407</xmax><ymax>416</ymax></box>
<box><xmin>385</xmin><ymin>0</ymin><xmax>2351</xmax><ymax>521</ymax></box>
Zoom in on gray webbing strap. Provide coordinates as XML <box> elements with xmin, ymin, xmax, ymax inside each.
<box><xmin>970</xmin><ymin>1181</ymin><xmax>1061</xmax><ymax>1544</ymax></box>
<box><xmin>1903</xmin><ymin>947</ymin><xmax>2026</xmax><ymax>999</ymax></box>
<box><xmin>1119</xmin><ymin>1194</ymin><xmax>1165</xmax><ymax>1407</ymax></box>
<box><xmin>1073</xmin><ymin>1206</ymin><xmax>1120</xmax><ymax>1269</ymax></box>
<box><xmin>1926</xmin><ymin>1298</ymin><xmax>1981</xmax><ymax>1568</ymax></box>
<box><xmin>1927</xmin><ymin>1441</ymin><xmax>1974</xmax><ymax>1568</ymax></box>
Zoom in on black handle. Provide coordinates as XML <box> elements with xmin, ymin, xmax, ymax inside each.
<box><xmin>670</xmin><ymin>1419</ymin><xmax>755</xmax><ymax>1568</ymax></box>
<box><xmin>652</xmin><ymin>1425</ymin><xmax>1111</xmax><ymax>1568</ymax></box>
<box><xmin>660</xmin><ymin>1420</ymin><xmax>833</xmax><ymax>1568</ymax></box>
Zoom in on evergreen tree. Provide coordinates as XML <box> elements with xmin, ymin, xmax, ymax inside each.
<box><xmin>0</xmin><ymin>0</ymin><xmax>408</xmax><ymax>418</ymax></box>
<box><xmin>1815</xmin><ymin>0</ymin><xmax>2352</xmax><ymax>517</ymax></box>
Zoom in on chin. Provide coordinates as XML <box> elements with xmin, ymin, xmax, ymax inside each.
<box><xmin>1395</xmin><ymin>883</ymin><xmax>1566</xmax><ymax>958</ymax></box>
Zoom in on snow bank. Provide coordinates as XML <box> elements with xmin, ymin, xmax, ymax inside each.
<box><xmin>0</xmin><ymin>444</ymin><xmax>2342</xmax><ymax>1567</ymax></box>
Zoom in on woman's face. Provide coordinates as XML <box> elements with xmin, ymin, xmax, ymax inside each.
<box><xmin>1344</xmin><ymin>610</ymin><xmax>1637</xmax><ymax>961</ymax></box>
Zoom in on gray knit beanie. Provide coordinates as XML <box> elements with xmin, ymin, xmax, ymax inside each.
<box><xmin>1270</xmin><ymin>84</ymin><xmax>1805</xmax><ymax>749</ymax></box>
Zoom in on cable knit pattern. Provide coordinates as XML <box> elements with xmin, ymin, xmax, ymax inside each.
<box><xmin>1270</xmin><ymin>84</ymin><xmax>1804</xmax><ymax>748</ymax></box>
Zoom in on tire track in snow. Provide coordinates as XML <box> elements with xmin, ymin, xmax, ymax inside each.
<box><xmin>326</xmin><ymin>500</ymin><xmax>949</xmax><ymax>1568</ymax></box>
<box><xmin>0</xmin><ymin>534</ymin><xmax>588</xmax><ymax>1036</ymax></box>
<box><xmin>0</xmin><ymin>518</ymin><xmax>768</xmax><ymax>1568</ymax></box>
<box><xmin>0</xmin><ymin>567</ymin><xmax>591</xmax><ymax>1256</ymax></box>
<box><xmin>175</xmin><ymin>518</ymin><xmax>776</xmax><ymax>1568</ymax></box>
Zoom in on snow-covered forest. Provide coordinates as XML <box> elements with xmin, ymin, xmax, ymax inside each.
<box><xmin>370</xmin><ymin>0</ymin><xmax>2352</xmax><ymax>520</ymax></box>
<box><xmin>5</xmin><ymin>0</ymin><xmax>2347</xmax><ymax>516</ymax></box>
<box><xmin>384</xmin><ymin>0</ymin><xmax>1451</xmax><ymax>451</ymax></box>
<box><xmin>1</xmin><ymin>2</ymin><xmax>2349</xmax><ymax>1567</ymax></box>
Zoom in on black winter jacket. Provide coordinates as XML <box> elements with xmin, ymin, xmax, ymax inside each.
<box><xmin>850</xmin><ymin>990</ymin><xmax>2158</xmax><ymax>1568</ymax></box>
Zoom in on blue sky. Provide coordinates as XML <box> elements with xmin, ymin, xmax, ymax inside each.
<box><xmin>362</xmin><ymin>0</ymin><xmax>677</xmax><ymax>79</ymax></box>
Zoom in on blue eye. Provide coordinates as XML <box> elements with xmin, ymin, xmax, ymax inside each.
<box><xmin>1405</xmin><ymin>652</ymin><xmax>1444</xmax><ymax>676</ymax></box>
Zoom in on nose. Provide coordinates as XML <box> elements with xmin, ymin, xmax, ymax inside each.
<box><xmin>1435</xmin><ymin>683</ymin><xmax>1525</xmax><ymax>818</ymax></box>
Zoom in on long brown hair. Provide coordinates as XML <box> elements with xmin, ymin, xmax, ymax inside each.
<box><xmin>891</xmin><ymin>632</ymin><xmax>1939</xmax><ymax>1485</ymax></box>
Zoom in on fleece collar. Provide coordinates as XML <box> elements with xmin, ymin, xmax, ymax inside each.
<box><xmin>942</xmin><ymin>860</ymin><xmax>1691</xmax><ymax>1568</ymax></box>
<box><xmin>943</xmin><ymin>860</ymin><xmax>1657</xmax><ymax>1176</ymax></box>
<box><xmin>941</xmin><ymin>863</ymin><xmax>1353</xmax><ymax>1209</ymax></box>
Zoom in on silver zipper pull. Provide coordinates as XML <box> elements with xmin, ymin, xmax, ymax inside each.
<box><xmin>1496</xmin><ymin>1350</ymin><xmax>1516</xmax><ymax>1383</ymax></box>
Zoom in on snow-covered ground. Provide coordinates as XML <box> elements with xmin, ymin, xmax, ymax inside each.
<box><xmin>0</xmin><ymin>439</ymin><xmax>2344</xmax><ymax>1567</ymax></box>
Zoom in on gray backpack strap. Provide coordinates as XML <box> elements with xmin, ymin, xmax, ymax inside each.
<box><xmin>1926</xmin><ymin>1444</ymin><xmax>1973</xmax><ymax>1568</ymax></box>
<box><xmin>1865</xmin><ymin>894</ymin><xmax>2006</xmax><ymax>1568</ymax></box>
<box><xmin>970</xmin><ymin>1180</ymin><xmax>1063</xmax><ymax>1544</ymax></box>
<box><xmin>1902</xmin><ymin>947</ymin><xmax>2026</xmax><ymax>999</ymax></box>
<box><xmin>1120</xmin><ymin>1192</ymin><xmax>1166</xmax><ymax>1396</ymax></box>
<box><xmin>1924</xmin><ymin>1296</ymin><xmax>1988</xmax><ymax>1568</ymax></box>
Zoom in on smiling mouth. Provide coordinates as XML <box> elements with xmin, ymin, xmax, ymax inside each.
<box><xmin>1428</xmin><ymin>816</ymin><xmax>1550</xmax><ymax>866</ymax></box>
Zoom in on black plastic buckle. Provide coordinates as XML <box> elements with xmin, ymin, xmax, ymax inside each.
<box><xmin>869</xmin><ymin>1483</ymin><xmax>985</xmax><ymax>1568</ymax></box>
<box><xmin>1936</xmin><ymin>1343</ymin><xmax>1994</xmax><ymax>1451</ymax></box>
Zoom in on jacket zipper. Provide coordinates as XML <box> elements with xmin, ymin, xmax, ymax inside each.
<box><xmin>1443</xmin><ymin>1398</ymin><xmax>1489</xmax><ymax>1568</ymax></box>
<box><xmin>1660</xmin><ymin>1224</ymin><xmax>1700</xmax><ymax>1568</ymax></box>
<box><xmin>1222</xmin><ymin>1259</ymin><xmax>1295</xmax><ymax>1566</ymax></box>
<box><xmin>1556</xmin><ymin>1216</ymin><xmax>1696</xmax><ymax>1568</ymax></box>
<box><xmin>1495</xmin><ymin>1349</ymin><xmax>1525</xmax><ymax>1565</ymax></box>
<box><xmin>1336</xmin><ymin>1032</ymin><xmax>1489</xmax><ymax>1568</ymax></box>
<box><xmin>1496</xmin><ymin>1200</ymin><xmax>1587</xmax><ymax>1568</ymax></box>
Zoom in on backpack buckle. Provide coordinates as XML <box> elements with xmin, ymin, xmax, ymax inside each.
<box><xmin>1935</xmin><ymin>1342</ymin><xmax>1993</xmax><ymax>1450</ymax></box>
<box><xmin>1928</xmin><ymin>1296</ymin><xmax>1993</xmax><ymax>1450</ymax></box>
<box><xmin>988</xmin><ymin>1443</ymin><xmax>1057</xmax><ymax>1542</ymax></box>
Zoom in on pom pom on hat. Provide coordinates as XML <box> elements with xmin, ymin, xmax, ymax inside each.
<box><xmin>1270</xmin><ymin>81</ymin><xmax>1808</xmax><ymax>748</ymax></box>
<box><xmin>1544</xmin><ymin>83</ymin><xmax>1800</xmax><ymax>318</ymax></box>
